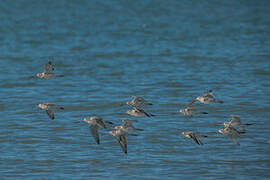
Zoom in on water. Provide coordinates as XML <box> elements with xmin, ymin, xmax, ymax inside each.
<box><xmin>1</xmin><ymin>0</ymin><xmax>270</xmax><ymax>179</ymax></box>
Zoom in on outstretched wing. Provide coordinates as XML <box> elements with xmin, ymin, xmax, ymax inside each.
<box><xmin>135</xmin><ymin>97</ymin><xmax>152</xmax><ymax>106</ymax></box>
<box><xmin>96</xmin><ymin>119</ymin><xmax>106</xmax><ymax>129</ymax></box>
<box><xmin>90</xmin><ymin>125</ymin><xmax>100</xmax><ymax>144</ymax></box>
<box><xmin>229</xmin><ymin>127</ymin><xmax>241</xmax><ymax>138</ymax></box>
<box><xmin>136</xmin><ymin>108</ymin><xmax>153</xmax><ymax>117</ymax></box>
<box><xmin>122</xmin><ymin>119</ymin><xmax>133</xmax><ymax>128</ymax></box>
<box><xmin>117</xmin><ymin>135</ymin><xmax>127</xmax><ymax>154</ymax></box>
<box><xmin>229</xmin><ymin>135</ymin><xmax>240</xmax><ymax>145</ymax></box>
<box><xmin>230</xmin><ymin>115</ymin><xmax>241</xmax><ymax>127</ymax></box>
<box><xmin>45</xmin><ymin>61</ymin><xmax>54</xmax><ymax>73</ymax></box>
<box><xmin>46</xmin><ymin>110</ymin><xmax>54</xmax><ymax>120</ymax></box>
<box><xmin>131</xmin><ymin>96</ymin><xmax>152</xmax><ymax>108</ymax></box>
<box><xmin>186</xmin><ymin>98</ymin><xmax>196</xmax><ymax>108</ymax></box>
<box><xmin>190</xmin><ymin>133</ymin><xmax>203</xmax><ymax>145</ymax></box>
<box><xmin>203</xmin><ymin>90</ymin><xmax>213</xmax><ymax>96</ymax></box>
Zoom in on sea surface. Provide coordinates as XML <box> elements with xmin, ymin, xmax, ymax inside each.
<box><xmin>1</xmin><ymin>0</ymin><xmax>270</xmax><ymax>179</ymax></box>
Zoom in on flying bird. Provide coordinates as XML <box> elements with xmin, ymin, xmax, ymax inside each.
<box><xmin>110</xmin><ymin>128</ymin><xmax>128</xmax><ymax>154</ymax></box>
<box><xmin>114</xmin><ymin>119</ymin><xmax>144</xmax><ymax>134</ymax></box>
<box><xmin>196</xmin><ymin>90</ymin><xmax>224</xmax><ymax>104</ymax></box>
<box><xmin>182</xmin><ymin>131</ymin><xmax>207</xmax><ymax>145</ymax></box>
<box><xmin>218</xmin><ymin>126</ymin><xmax>241</xmax><ymax>145</ymax></box>
<box><xmin>83</xmin><ymin>116</ymin><xmax>106</xmax><ymax>144</ymax></box>
<box><xmin>36</xmin><ymin>61</ymin><xmax>63</xmax><ymax>79</ymax></box>
<box><xmin>110</xmin><ymin>119</ymin><xmax>142</xmax><ymax>154</ymax></box>
<box><xmin>126</xmin><ymin>107</ymin><xmax>154</xmax><ymax>117</ymax></box>
<box><xmin>180</xmin><ymin>98</ymin><xmax>208</xmax><ymax>117</ymax></box>
<box><xmin>37</xmin><ymin>103</ymin><xmax>64</xmax><ymax>120</ymax></box>
<box><xmin>126</xmin><ymin>96</ymin><xmax>153</xmax><ymax>108</ymax></box>
<box><xmin>218</xmin><ymin>115</ymin><xmax>253</xmax><ymax>133</ymax></box>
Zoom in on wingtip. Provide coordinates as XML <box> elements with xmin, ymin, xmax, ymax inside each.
<box><xmin>105</xmin><ymin>120</ymin><xmax>114</xmax><ymax>125</ymax></box>
<box><xmin>150</xmin><ymin>113</ymin><xmax>155</xmax><ymax>117</ymax></box>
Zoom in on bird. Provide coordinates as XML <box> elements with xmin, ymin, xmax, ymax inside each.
<box><xmin>218</xmin><ymin>115</ymin><xmax>253</xmax><ymax>133</ymax></box>
<box><xmin>110</xmin><ymin>128</ymin><xmax>128</xmax><ymax>154</ymax></box>
<box><xmin>36</xmin><ymin>61</ymin><xmax>63</xmax><ymax>79</ymax></box>
<box><xmin>109</xmin><ymin>119</ymin><xmax>143</xmax><ymax>154</ymax></box>
<box><xmin>126</xmin><ymin>96</ymin><xmax>153</xmax><ymax>108</ymax></box>
<box><xmin>37</xmin><ymin>103</ymin><xmax>64</xmax><ymax>120</ymax></box>
<box><xmin>83</xmin><ymin>116</ymin><xmax>106</xmax><ymax>144</ymax></box>
<box><xmin>114</xmin><ymin>119</ymin><xmax>144</xmax><ymax>134</ymax></box>
<box><xmin>196</xmin><ymin>90</ymin><xmax>224</xmax><ymax>104</ymax></box>
<box><xmin>218</xmin><ymin>126</ymin><xmax>241</xmax><ymax>145</ymax></box>
<box><xmin>180</xmin><ymin>98</ymin><xmax>208</xmax><ymax>117</ymax></box>
<box><xmin>126</xmin><ymin>107</ymin><xmax>154</xmax><ymax>117</ymax></box>
<box><xmin>182</xmin><ymin>131</ymin><xmax>207</xmax><ymax>145</ymax></box>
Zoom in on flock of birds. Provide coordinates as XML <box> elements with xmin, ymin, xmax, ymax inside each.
<box><xmin>36</xmin><ymin>61</ymin><xmax>253</xmax><ymax>154</ymax></box>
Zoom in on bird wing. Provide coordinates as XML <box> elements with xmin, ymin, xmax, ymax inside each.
<box><xmin>238</xmin><ymin>125</ymin><xmax>246</xmax><ymax>132</ymax></box>
<box><xmin>136</xmin><ymin>108</ymin><xmax>152</xmax><ymax>117</ymax></box>
<box><xmin>230</xmin><ymin>116</ymin><xmax>241</xmax><ymax>127</ymax></box>
<box><xmin>132</xmin><ymin>97</ymin><xmax>152</xmax><ymax>107</ymax></box>
<box><xmin>45</xmin><ymin>61</ymin><xmax>54</xmax><ymax>73</ymax></box>
<box><xmin>230</xmin><ymin>127</ymin><xmax>241</xmax><ymax>137</ymax></box>
<box><xmin>136</xmin><ymin>97</ymin><xmax>152</xmax><ymax>106</ymax></box>
<box><xmin>229</xmin><ymin>135</ymin><xmax>240</xmax><ymax>145</ymax></box>
<box><xmin>90</xmin><ymin>124</ymin><xmax>100</xmax><ymax>144</ymax></box>
<box><xmin>190</xmin><ymin>133</ymin><xmax>203</xmax><ymax>145</ymax></box>
<box><xmin>117</xmin><ymin>135</ymin><xmax>127</xmax><ymax>154</ymax></box>
<box><xmin>203</xmin><ymin>90</ymin><xmax>213</xmax><ymax>96</ymax></box>
<box><xmin>96</xmin><ymin>119</ymin><xmax>106</xmax><ymax>129</ymax></box>
<box><xmin>186</xmin><ymin>98</ymin><xmax>197</xmax><ymax>109</ymax></box>
<box><xmin>46</xmin><ymin>110</ymin><xmax>55</xmax><ymax>120</ymax></box>
<box><xmin>122</xmin><ymin>119</ymin><xmax>133</xmax><ymax>128</ymax></box>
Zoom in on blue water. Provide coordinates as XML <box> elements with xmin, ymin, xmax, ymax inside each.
<box><xmin>1</xmin><ymin>0</ymin><xmax>270</xmax><ymax>179</ymax></box>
